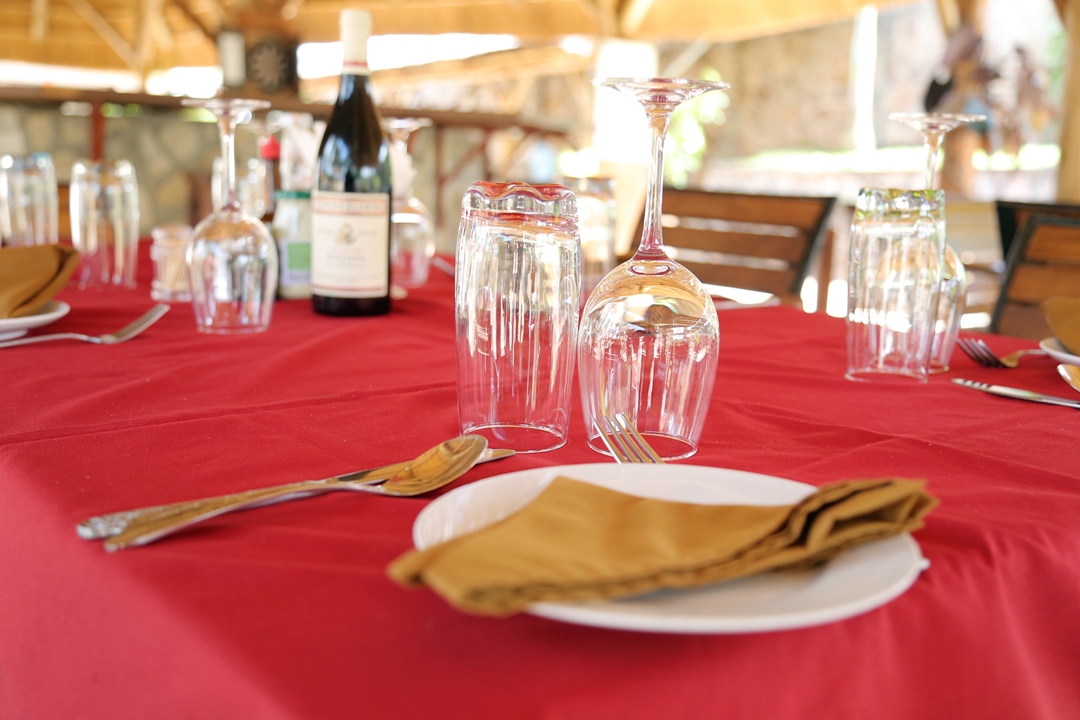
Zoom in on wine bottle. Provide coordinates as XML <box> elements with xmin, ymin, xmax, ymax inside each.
<box><xmin>311</xmin><ymin>9</ymin><xmax>392</xmax><ymax>316</ymax></box>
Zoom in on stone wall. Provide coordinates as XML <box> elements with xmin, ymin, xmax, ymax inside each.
<box><xmin>690</xmin><ymin>20</ymin><xmax>858</xmax><ymax>160</ymax></box>
<box><xmin>0</xmin><ymin>103</ymin><xmax>245</xmax><ymax>235</ymax></box>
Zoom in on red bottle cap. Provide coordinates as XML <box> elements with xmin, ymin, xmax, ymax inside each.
<box><xmin>258</xmin><ymin>134</ymin><xmax>281</xmax><ymax>160</ymax></box>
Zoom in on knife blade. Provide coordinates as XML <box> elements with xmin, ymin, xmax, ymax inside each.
<box><xmin>951</xmin><ymin>378</ymin><xmax>1080</xmax><ymax>410</ymax></box>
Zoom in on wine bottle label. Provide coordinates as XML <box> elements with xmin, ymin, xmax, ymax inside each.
<box><xmin>311</xmin><ymin>190</ymin><xmax>390</xmax><ymax>298</ymax></box>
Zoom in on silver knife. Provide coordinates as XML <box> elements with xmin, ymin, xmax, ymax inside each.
<box><xmin>952</xmin><ymin>378</ymin><xmax>1080</xmax><ymax>410</ymax></box>
<box><xmin>77</xmin><ymin>447</ymin><xmax>514</xmax><ymax>540</ymax></box>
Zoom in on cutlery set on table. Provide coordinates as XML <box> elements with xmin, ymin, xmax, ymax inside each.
<box><xmin>951</xmin><ymin>298</ymin><xmax>1080</xmax><ymax>410</ymax></box>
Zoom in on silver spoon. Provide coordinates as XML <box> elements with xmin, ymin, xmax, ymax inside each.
<box><xmin>103</xmin><ymin>435</ymin><xmax>490</xmax><ymax>551</ymax></box>
<box><xmin>1057</xmin><ymin>364</ymin><xmax>1080</xmax><ymax>395</ymax></box>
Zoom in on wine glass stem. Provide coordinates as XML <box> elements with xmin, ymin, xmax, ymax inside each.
<box><xmin>638</xmin><ymin>107</ymin><xmax>673</xmax><ymax>258</ymax></box>
<box><xmin>217</xmin><ymin>112</ymin><xmax>240</xmax><ymax>211</ymax></box>
<box><xmin>922</xmin><ymin>129</ymin><xmax>944</xmax><ymax>191</ymax></box>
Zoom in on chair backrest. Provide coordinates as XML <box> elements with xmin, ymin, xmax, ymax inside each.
<box><xmin>631</xmin><ymin>189</ymin><xmax>836</xmax><ymax>307</ymax></box>
<box><xmin>990</xmin><ymin>214</ymin><xmax>1080</xmax><ymax>340</ymax></box>
<box><xmin>995</xmin><ymin>200</ymin><xmax>1080</xmax><ymax>260</ymax></box>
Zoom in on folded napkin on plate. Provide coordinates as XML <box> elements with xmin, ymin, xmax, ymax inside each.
<box><xmin>1041</xmin><ymin>297</ymin><xmax>1080</xmax><ymax>355</ymax></box>
<box><xmin>388</xmin><ymin>476</ymin><xmax>938</xmax><ymax>616</ymax></box>
<box><xmin>0</xmin><ymin>245</ymin><xmax>80</xmax><ymax>319</ymax></box>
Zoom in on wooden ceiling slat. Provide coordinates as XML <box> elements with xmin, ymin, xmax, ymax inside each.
<box><xmin>65</xmin><ymin>0</ymin><xmax>143</xmax><ymax>69</ymax></box>
<box><xmin>30</xmin><ymin>0</ymin><xmax>49</xmax><ymax>40</ymax></box>
<box><xmin>0</xmin><ymin>0</ymin><xmax>927</xmax><ymax>71</ymax></box>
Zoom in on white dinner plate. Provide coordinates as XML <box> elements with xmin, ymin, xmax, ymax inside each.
<box><xmin>1039</xmin><ymin>337</ymin><xmax>1080</xmax><ymax>367</ymax></box>
<box><xmin>0</xmin><ymin>301</ymin><xmax>70</xmax><ymax>341</ymax></box>
<box><xmin>413</xmin><ymin>464</ymin><xmax>929</xmax><ymax>634</ymax></box>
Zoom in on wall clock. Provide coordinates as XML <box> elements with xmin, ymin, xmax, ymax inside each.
<box><xmin>247</xmin><ymin>39</ymin><xmax>296</xmax><ymax>94</ymax></box>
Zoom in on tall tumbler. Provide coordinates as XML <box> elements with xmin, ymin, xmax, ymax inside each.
<box><xmin>455</xmin><ymin>182</ymin><xmax>581</xmax><ymax>453</ymax></box>
<box><xmin>70</xmin><ymin>160</ymin><xmax>140</xmax><ymax>288</ymax></box>
<box><xmin>846</xmin><ymin>188</ymin><xmax>945</xmax><ymax>383</ymax></box>
<box><xmin>0</xmin><ymin>153</ymin><xmax>59</xmax><ymax>247</ymax></box>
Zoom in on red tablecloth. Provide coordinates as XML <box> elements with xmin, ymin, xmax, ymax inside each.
<box><xmin>2</xmin><ymin>249</ymin><xmax>1079</xmax><ymax>719</ymax></box>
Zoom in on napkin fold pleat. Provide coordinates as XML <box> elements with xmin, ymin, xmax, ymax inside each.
<box><xmin>1041</xmin><ymin>297</ymin><xmax>1080</xmax><ymax>355</ymax></box>
<box><xmin>388</xmin><ymin>476</ymin><xmax>937</xmax><ymax>616</ymax></box>
<box><xmin>0</xmin><ymin>245</ymin><xmax>80</xmax><ymax>318</ymax></box>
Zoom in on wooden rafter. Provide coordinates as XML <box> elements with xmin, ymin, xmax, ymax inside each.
<box><xmin>169</xmin><ymin>0</ymin><xmax>218</xmax><ymax>41</ymax></box>
<box><xmin>573</xmin><ymin>0</ymin><xmax>619</xmax><ymax>35</ymax></box>
<box><xmin>138</xmin><ymin>0</ymin><xmax>172</xmax><ymax>69</ymax></box>
<box><xmin>64</xmin><ymin>0</ymin><xmax>144</xmax><ymax>70</ymax></box>
<box><xmin>620</xmin><ymin>0</ymin><xmax>658</xmax><ymax>36</ymax></box>
<box><xmin>30</xmin><ymin>0</ymin><xmax>48</xmax><ymax>41</ymax></box>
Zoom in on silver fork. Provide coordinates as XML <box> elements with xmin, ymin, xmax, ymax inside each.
<box><xmin>956</xmin><ymin>337</ymin><xmax>1045</xmax><ymax>369</ymax></box>
<box><xmin>0</xmin><ymin>303</ymin><xmax>169</xmax><ymax>349</ymax></box>
<box><xmin>594</xmin><ymin>413</ymin><xmax>665</xmax><ymax>464</ymax></box>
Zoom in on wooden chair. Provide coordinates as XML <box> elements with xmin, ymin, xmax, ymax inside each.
<box><xmin>627</xmin><ymin>188</ymin><xmax>836</xmax><ymax>309</ymax></box>
<box><xmin>995</xmin><ymin>200</ymin><xmax>1080</xmax><ymax>260</ymax></box>
<box><xmin>990</xmin><ymin>214</ymin><xmax>1080</xmax><ymax>340</ymax></box>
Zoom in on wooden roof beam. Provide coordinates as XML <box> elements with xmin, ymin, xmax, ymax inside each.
<box><xmin>575</xmin><ymin>0</ymin><xmax>620</xmax><ymax>36</ymax></box>
<box><xmin>620</xmin><ymin>0</ymin><xmax>658</xmax><ymax>36</ymax></box>
<box><xmin>30</xmin><ymin>0</ymin><xmax>48</xmax><ymax>41</ymax></box>
<box><xmin>64</xmin><ymin>0</ymin><xmax>144</xmax><ymax>70</ymax></box>
<box><xmin>169</xmin><ymin>0</ymin><xmax>218</xmax><ymax>41</ymax></box>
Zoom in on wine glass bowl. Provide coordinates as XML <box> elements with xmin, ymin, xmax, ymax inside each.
<box><xmin>184</xmin><ymin>98</ymin><xmax>278</xmax><ymax>334</ymax></box>
<box><xmin>579</xmin><ymin>255</ymin><xmax>719</xmax><ymax>460</ymax></box>
<box><xmin>580</xmin><ymin>78</ymin><xmax>728</xmax><ymax>460</ymax></box>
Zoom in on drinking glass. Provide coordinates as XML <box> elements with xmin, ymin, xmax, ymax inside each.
<box><xmin>0</xmin><ymin>153</ymin><xmax>58</xmax><ymax>247</ymax></box>
<box><xmin>561</xmin><ymin>176</ymin><xmax>617</xmax><ymax>299</ymax></box>
<box><xmin>150</xmin><ymin>224</ymin><xmax>193</xmax><ymax>302</ymax></box>
<box><xmin>455</xmin><ymin>181</ymin><xmax>580</xmax><ymax>453</ymax></box>
<box><xmin>386</xmin><ymin>117</ymin><xmax>434</xmax><ymax>289</ymax></box>
<box><xmin>183</xmin><ymin>98</ymin><xmax>278</xmax><ymax>334</ymax></box>
<box><xmin>846</xmin><ymin>188</ymin><xmax>945</xmax><ymax>383</ymax></box>
<box><xmin>580</xmin><ymin>78</ymin><xmax>728</xmax><ymax>461</ymax></box>
<box><xmin>889</xmin><ymin>112</ymin><xmax>984</xmax><ymax>372</ymax></box>
<box><xmin>70</xmin><ymin>159</ymin><xmax>140</xmax><ymax>288</ymax></box>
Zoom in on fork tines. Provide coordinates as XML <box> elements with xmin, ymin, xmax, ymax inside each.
<box><xmin>595</xmin><ymin>413</ymin><xmax>665</xmax><ymax>464</ymax></box>
<box><xmin>956</xmin><ymin>338</ymin><xmax>1007</xmax><ymax>368</ymax></box>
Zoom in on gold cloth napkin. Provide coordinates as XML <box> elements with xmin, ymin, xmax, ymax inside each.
<box><xmin>389</xmin><ymin>476</ymin><xmax>938</xmax><ymax>616</ymax></box>
<box><xmin>0</xmin><ymin>245</ymin><xmax>80</xmax><ymax>319</ymax></box>
<box><xmin>1041</xmin><ymin>297</ymin><xmax>1080</xmax><ymax>355</ymax></box>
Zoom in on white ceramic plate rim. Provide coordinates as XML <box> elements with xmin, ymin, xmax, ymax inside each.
<box><xmin>413</xmin><ymin>463</ymin><xmax>928</xmax><ymax>634</ymax></box>
<box><xmin>1040</xmin><ymin>337</ymin><xmax>1080</xmax><ymax>367</ymax></box>
<box><xmin>0</xmin><ymin>300</ymin><xmax>70</xmax><ymax>341</ymax></box>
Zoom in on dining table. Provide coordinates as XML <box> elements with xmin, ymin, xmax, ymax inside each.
<box><xmin>2</xmin><ymin>243</ymin><xmax>1078</xmax><ymax>720</ymax></box>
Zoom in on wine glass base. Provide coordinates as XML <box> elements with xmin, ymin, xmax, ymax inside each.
<box><xmin>587</xmin><ymin>432</ymin><xmax>698</xmax><ymax>462</ymax></box>
<box><xmin>462</xmin><ymin>424</ymin><xmax>568</xmax><ymax>454</ymax></box>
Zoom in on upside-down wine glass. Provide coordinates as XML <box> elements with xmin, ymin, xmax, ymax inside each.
<box><xmin>385</xmin><ymin>117</ymin><xmax>435</xmax><ymax>289</ymax></box>
<box><xmin>183</xmin><ymin>98</ymin><xmax>278</xmax><ymax>334</ymax></box>
<box><xmin>889</xmin><ymin>112</ymin><xmax>985</xmax><ymax>372</ymax></box>
<box><xmin>580</xmin><ymin>78</ymin><xmax>729</xmax><ymax>461</ymax></box>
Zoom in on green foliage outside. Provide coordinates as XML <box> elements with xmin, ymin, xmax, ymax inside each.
<box><xmin>664</xmin><ymin>67</ymin><xmax>729</xmax><ymax>188</ymax></box>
